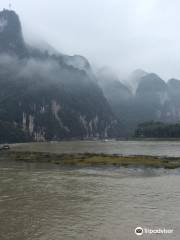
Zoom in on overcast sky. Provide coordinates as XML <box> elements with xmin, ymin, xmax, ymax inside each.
<box><xmin>0</xmin><ymin>0</ymin><xmax>180</xmax><ymax>80</ymax></box>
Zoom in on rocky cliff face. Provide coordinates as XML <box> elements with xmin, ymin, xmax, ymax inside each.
<box><xmin>97</xmin><ymin>69</ymin><xmax>134</xmax><ymax>136</ymax></box>
<box><xmin>135</xmin><ymin>73</ymin><xmax>169</xmax><ymax>122</ymax></box>
<box><xmin>98</xmin><ymin>70</ymin><xmax>180</xmax><ymax>136</ymax></box>
<box><xmin>0</xmin><ymin>9</ymin><xmax>120</xmax><ymax>142</ymax></box>
<box><xmin>0</xmin><ymin>9</ymin><xmax>27</xmax><ymax>56</ymax></box>
<box><xmin>163</xmin><ymin>79</ymin><xmax>180</xmax><ymax>122</ymax></box>
<box><xmin>135</xmin><ymin>74</ymin><xmax>180</xmax><ymax>123</ymax></box>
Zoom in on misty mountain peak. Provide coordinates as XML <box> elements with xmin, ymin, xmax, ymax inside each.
<box><xmin>63</xmin><ymin>55</ymin><xmax>91</xmax><ymax>73</ymax></box>
<box><xmin>167</xmin><ymin>78</ymin><xmax>180</xmax><ymax>96</ymax></box>
<box><xmin>126</xmin><ymin>69</ymin><xmax>148</xmax><ymax>94</ymax></box>
<box><xmin>131</xmin><ymin>69</ymin><xmax>148</xmax><ymax>80</ymax></box>
<box><xmin>136</xmin><ymin>73</ymin><xmax>167</xmax><ymax>94</ymax></box>
<box><xmin>168</xmin><ymin>78</ymin><xmax>180</xmax><ymax>87</ymax></box>
<box><xmin>0</xmin><ymin>9</ymin><xmax>27</xmax><ymax>56</ymax></box>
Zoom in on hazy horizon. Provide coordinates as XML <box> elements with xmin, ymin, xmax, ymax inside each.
<box><xmin>0</xmin><ymin>0</ymin><xmax>180</xmax><ymax>80</ymax></box>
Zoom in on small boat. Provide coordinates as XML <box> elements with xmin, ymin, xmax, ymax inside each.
<box><xmin>3</xmin><ymin>145</ymin><xmax>10</xmax><ymax>150</ymax></box>
<box><xmin>0</xmin><ymin>145</ymin><xmax>10</xmax><ymax>150</ymax></box>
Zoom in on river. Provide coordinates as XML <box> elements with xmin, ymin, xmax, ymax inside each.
<box><xmin>0</xmin><ymin>141</ymin><xmax>180</xmax><ymax>239</ymax></box>
<box><xmin>11</xmin><ymin>140</ymin><xmax>180</xmax><ymax>157</ymax></box>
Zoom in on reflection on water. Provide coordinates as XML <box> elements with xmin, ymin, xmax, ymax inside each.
<box><xmin>11</xmin><ymin>140</ymin><xmax>180</xmax><ymax>157</ymax></box>
<box><xmin>0</xmin><ymin>159</ymin><xmax>180</xmax><ymax>240</ymax></box>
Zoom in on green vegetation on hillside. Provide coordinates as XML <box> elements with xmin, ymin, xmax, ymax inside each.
<box><xmin>0</xmin><ymin>120</ymin><xmax>31</xmax><ymax>143</ymax></box>
<box><xmin>135</xmin><ymin>121</ymin><xmax>180</xmax><ymax>138</ymax></box>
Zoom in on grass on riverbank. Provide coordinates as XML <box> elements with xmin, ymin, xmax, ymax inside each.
<box><xmin>1</xmin><ymin>151</ymin><xmax>180</xmax><ymax>169</ymax></box>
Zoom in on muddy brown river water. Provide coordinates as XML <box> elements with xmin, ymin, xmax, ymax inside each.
<box><xmin>0</xmin><ymin>141</ymin><xmax>180</xmax><ymax>239</ymax></box>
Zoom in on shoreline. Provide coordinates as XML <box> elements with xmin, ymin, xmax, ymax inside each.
<box><xmin>1</xmin><ymin>150</ymin><xmax>180</xmax><ymax>169</ymax></box>
<box><xmin>8</xmin><ymin>138</ymin><xmax>180</xmax><ymax>145</ymax></box>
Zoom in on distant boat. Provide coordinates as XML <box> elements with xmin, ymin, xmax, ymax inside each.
<box><xmin>0</xmin><ymin>145</ymin><xmax>10</xmax><ymax>150</ymax></box>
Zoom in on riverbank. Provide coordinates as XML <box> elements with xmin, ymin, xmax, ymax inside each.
<box><xmin>1</xmin><ymin>151</ymin><xmax>180</xmax><ymax>169</ymax></box>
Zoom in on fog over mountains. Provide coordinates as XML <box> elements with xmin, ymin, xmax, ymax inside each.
<box><xmin>0</xmin><ymin>9</ymin><xmax>180</xmax><ymax>142</ymax></box>
<box><xmin>0</xmin><ymin>9</ymin><xmax>120</xmax><ymax>142</ymax></box>
<box><xmin>99</xmin><ymin>68</ymin><xmax>180</xmax><ymax>136</ymax></box>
